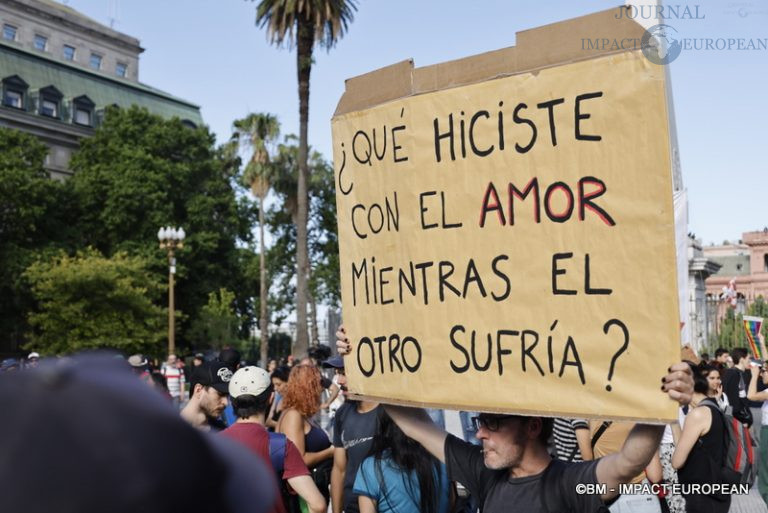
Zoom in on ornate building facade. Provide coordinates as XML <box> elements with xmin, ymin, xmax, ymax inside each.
<box><xmin>0</xmin><ymin>0</ymin><xmax>202</xmax><ymax>178</ymax></box>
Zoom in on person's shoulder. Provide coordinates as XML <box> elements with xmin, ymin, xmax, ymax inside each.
<box><xmin>359</xmin><ymin>454</ymin><xmax>376</xmax><ymax>473</ymax></box>
<box><xmin>336</xmin><ymin>401</ymin><xmax>355</xmax><ymax>419</ymax></box>
<box><xmin>551</xmin><ymin>460</ymin><xmax>605</xmax><ymax>510</ymax></box>
<box><xmin>280</xmin><ymin>407</ymin><xmax>303</xmax><ymax>423</ymax></box>
<box><xmin>691</xmin><ymin>403</ymin><xmax>715</xmax><ymax>420</ymax></box>
<box><xmin>556</xmin><ymin>458</ymin><xmax>599</xmax><ymax>485</ymax></box>
<box><xmin>220</xmin><ymin>422</ymin><xmax>251</xmax><ymax>438</ymax></box>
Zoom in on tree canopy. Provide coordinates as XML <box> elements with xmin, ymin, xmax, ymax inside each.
<box><xmin>67</xmin><ymin>106</ymin><xmax>260</xmax><ymax>349</ymax></box>
<box><xmin>24</xmin><ymin>249</ymin><xmax>164</xmax><ymax>355</ymax></box>
<box><xmin>1</xmin><ymin>107</ymin><xmax>261</xmax><ymax>355</ymax></box>
<box><xmin>2</xmin><ymin>104</ymin><xmax>343</xmax><ymax>357</ymax></box>
<box><xmin>0</xmin><ymin>128</ymin><xmax>74</xmax><ymax>350</ymax></box>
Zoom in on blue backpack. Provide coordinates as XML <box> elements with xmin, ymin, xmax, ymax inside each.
<box><xmin>268</xmin><ymin>432</ymin><xmax>302</xmax><ymax>513</ymax></box>
<box><xmin>268</xmin><ymin>431</ymin><xmax>287</xmax><ymax>475</ymax></box>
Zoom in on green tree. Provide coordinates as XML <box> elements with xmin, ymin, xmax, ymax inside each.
<box><xmin>714</xmin><ymin>307</ymin><xmax>742</xmax><ymax>351</ymax></box>
<box><xmin>188</xmin><ymin>288</ymin><xmax>242</xmax><ymax>350</ymax></box>
<box><xmin>713</xmin><ymin>297</ymin><xmax>768</xmax><ymax>353</ymax></box>
<box><xmin>252</xmin><ymin>0</ymin><xmax>356</xmax><ymax>355</ymax></box>
<box><xmin>0</xmin><ymin>127</ymin><xmax>75</xmax><ymax>352</ymax></box>
<box><xmin>24</xmin><ymin>249</ymin><xmax>164</xmax><ymax>355</ymax></box>
<box><xmin>228</xmin><ymin>113</ymin><xmax>281</xmax><ymax>366</ymax></box>
<box><xmin>67</xmin><ymin>106</ymin><xmax>259</xmax><ymax>351</ymax></box>
<box><xmin>748</xmin><ymin>296</ymin><xmax>768</xmax><ymax>319</ymax></box>
<box><xmin>266</xmin><ymin>137</ymin><xmax>339</xmax><ymax>342</ymax></box>
<box><xmin>268</xmin><ymin>331</ymin><xmax>293</xmax><ymax>361</ymax></box>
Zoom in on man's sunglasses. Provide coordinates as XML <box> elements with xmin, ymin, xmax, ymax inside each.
<box><xmin>471</xmin><ymin>414</ymin><xmax>519</xmax><ymax>432</ymax></box>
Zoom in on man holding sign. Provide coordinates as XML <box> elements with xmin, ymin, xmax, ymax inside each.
<box><xmin>332</xmin><ymin>8</ymin><xmax>692</xmax><ymax>511</ymax></box>
<box><xmin>336</xmin><ymin>327</ymin><xmax>692</xmax><ymax>512</ymax></box>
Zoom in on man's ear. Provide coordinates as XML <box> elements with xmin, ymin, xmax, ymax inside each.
<box><xmin>527</xmin><ymin>417</ymin><xmax>543</xmax><ymax>439</ymax></box>
<box><xmin>192</xmin><ymin>383</ymin><xmax>204</xmax><ymax>397</ymax></box>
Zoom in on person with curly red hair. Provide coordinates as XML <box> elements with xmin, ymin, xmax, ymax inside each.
<box><xmin>278</xmin><ymin>364</ymin><xmax>335</xmax><ymax>506</ymax></box>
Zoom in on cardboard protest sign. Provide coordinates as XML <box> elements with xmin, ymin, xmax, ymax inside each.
<box><xmin>332</xmin><ymin>9</ymin><xmax>680</xmax><ymax>422</ymax></box>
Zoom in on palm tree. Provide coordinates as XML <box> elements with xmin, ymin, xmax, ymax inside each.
<box><xmin>252</xmin><ymin>0</ymin><xmax>357</xmax><ymax>356</ymax></box>
<box><xmin>269</xmin><ymin>137</ymin><xmax>332</xmax><ymax>347</ymax></box>
<box><xmin>230</xmin><ymin>113</ymin><xmax>280</xmax><ymax>367</ymax></box>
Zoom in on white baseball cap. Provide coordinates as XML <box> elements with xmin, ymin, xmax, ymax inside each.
<box><xmin>228</xmin><ymin>366</ymin><xmax>271</xmax><ymax>399</ymax></box>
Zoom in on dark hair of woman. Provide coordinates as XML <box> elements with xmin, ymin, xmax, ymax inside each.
<box><xmin>694</xmin><ymin>363</ymin><xmax>717</xmax><ymax>395</ymax></box>
<box><xmin>366</xmin><ymin>412</ymin><xmax>442</xmax><ymax>513</ymax></box>
<box><xmin>271</xmin><ymin>365</ymin><xmax>290</xmax><ymax>382</ymax></box>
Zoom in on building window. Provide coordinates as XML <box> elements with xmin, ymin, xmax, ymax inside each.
<box><xmin>41</xmin><ymin>98</ymin><xmax>58</xmax><ymax>117</ymax></box>
<box><xmin>72</xmin><ymin>95</ymin><xmax>94</xmax><ymax>127</ymax></box>
<box><xmin>115</xmin><ymin>62</ymin><xmax>127</xmax><ymax>77</ymax></box>
<box><xmin>74</xmin><ymin>107</ymin><xmax>91</xmax><ymax>125</ymax></box>
<box><xmin>2</xmin><ymin>24</ymin><xmax>16</xmax><ymax>41</ymax></box>
<box><xmin>34</xmin><ymin>34</ymin><xmax>47</xmax><ymax>51</ymax></box>
<box><xmin>2</xmin><ymin>75</ymin><xmax>28</xmax><ymax>110</ymax></box>
<box><xmin>3</xmin><ymin>89</ymin><xmax>22</xmax><ymax>108</ymax></box>
<box><xmin>63</xmin><ymin>45</ymin><xmax>76</xmax><ymax>61</ymax></box>
<box><xmin>89</xmin><ymin>53</ymin><xmax>102</xmax><ymax>70</ymax></box>
<box><xmin>38</xmin><ymin>86</ymin><xmax>62</xmax><ymax>119</ymax></box>
<box><xmin>764</xmin><ymin>254</ymin><xmax>768</xmax><ymax>272</ymax></box>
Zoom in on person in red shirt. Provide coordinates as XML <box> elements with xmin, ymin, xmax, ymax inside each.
<box><xmin>221</xmin><ymin>366</ymin><xmax>326</xmax><ymax>513</ymax></box>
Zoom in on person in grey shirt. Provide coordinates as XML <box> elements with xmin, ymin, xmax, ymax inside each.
<box><xmin>336</xmin><ymin>326</ymin><xmax>693</xmax><ymax>513</ymax></box>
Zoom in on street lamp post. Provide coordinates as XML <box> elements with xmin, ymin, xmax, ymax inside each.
<box><xmin>157</xmin><ymin>226</ymin><xmax>185</xmax><ymax>357</ymax></box>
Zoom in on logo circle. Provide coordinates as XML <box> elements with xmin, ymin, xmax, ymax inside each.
<box><xmin>641</xmin><ymin>24</ymin><xmax>682</xmax><ymax>65</ymax></box>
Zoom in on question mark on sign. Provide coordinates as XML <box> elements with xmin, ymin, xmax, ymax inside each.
<box><xmin>337</xmin><ymin>142</ymin><xmax>353</xmax><ymax>195</ymax></box>
<box><xmin>603</xmin><ymin>319</ymin><xmax>629</xmax><ymax>392</ymax></box>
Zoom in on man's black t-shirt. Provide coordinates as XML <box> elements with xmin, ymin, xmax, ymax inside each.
<box><xmin>207</xmin><ymin>416</ymin><xmax>228</xmax><ymax>432</ymax></box>
<box><xmin>444</xmin><ymin>434</ymin><xmax>605</xmax><ymax>513</ymax></box>
<box><xmin>723</xmin><ymin>367</ymin><xmax>759</xmax><ymax>410</ymax></box>
<box><xmin>332</xmin><ymin>402</ymin><xmax>381</xmax><ymax>512</ymax></box>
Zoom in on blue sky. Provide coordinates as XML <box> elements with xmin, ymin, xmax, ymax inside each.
<box><xmin>68</xmin><ymin>0</ymin><xmax>767</xmax><ymax>246</ymax></box>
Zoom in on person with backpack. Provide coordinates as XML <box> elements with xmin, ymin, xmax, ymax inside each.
<box><xmin>747</xmin><ymin>353</ymin><xmax>768</xmax><ymax>506</ymax></box>
<box><xmin>672</xmin><ymin>363</ymin><xmax>732</xmax><ymax>513</ymax></box>
<box><xmin>221</xmin><ymin>366</ymin><xmax>326</xmax><ymax>513</ymax></box>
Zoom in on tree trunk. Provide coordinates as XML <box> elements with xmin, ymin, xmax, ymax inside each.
<box><xmin>294</xmin><ymin>19</ymin><xmax>313</xmax><ymax>357</ymax></box>
<box><xmin>309</xmin><ymin>289</ymin><xmax>319</xmax><ymax>346</ymax></box>
<box><xmin>258</xmin><ymin>192</ymin><xmax>269</xmax><ymax>367</ymax></box>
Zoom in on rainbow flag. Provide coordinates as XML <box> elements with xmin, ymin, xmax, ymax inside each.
<box><xmin>743</xmin><ymin>316</ymin><xmax>764</xmax><ymax>360</ymax></box>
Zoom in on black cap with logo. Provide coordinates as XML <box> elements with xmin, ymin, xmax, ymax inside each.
<box><xmin>191</xmin><ymin>361</ymin><xmax>233</xmax><ymax>394</ymax></box>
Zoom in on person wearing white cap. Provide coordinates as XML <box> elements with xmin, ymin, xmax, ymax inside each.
<box><xmin>26</xmin><ymin>352</ymin><xmax>40</xmax><ymax>369</ymax></box>
<box><xmin>220</xmin><ymin>366</ymin><xmax>326</xmax><ymax>513</ymax></box>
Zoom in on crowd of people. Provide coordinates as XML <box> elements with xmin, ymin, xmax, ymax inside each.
<box><xmin>2</xmin><ymin>331</ymin><xmax>767</xmax><ymax>513</ymax></box>
<box><xmin>545</xmin><ymin>336</ymin><xmax>768</xmax><ymax>513</ymax></box>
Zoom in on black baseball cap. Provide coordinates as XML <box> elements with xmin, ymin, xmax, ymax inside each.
<box><xmin>322</xmin><ymin>355</ymin><xmax>345</xmax><ymax>369</ymax></box>
<box><xmin>192</xmin><ymin>361</ymin><xmax>233</xmax><ymax>394</ymax></box>
<box><xmin>218</xmin><ymin>348</ymin><xmax>241</xmax><ymax>368</ymax></box>
<box><xmin>0</xmin><ymin>354</ymin><xmax>276</xmax><ymax>513</ymax></box>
